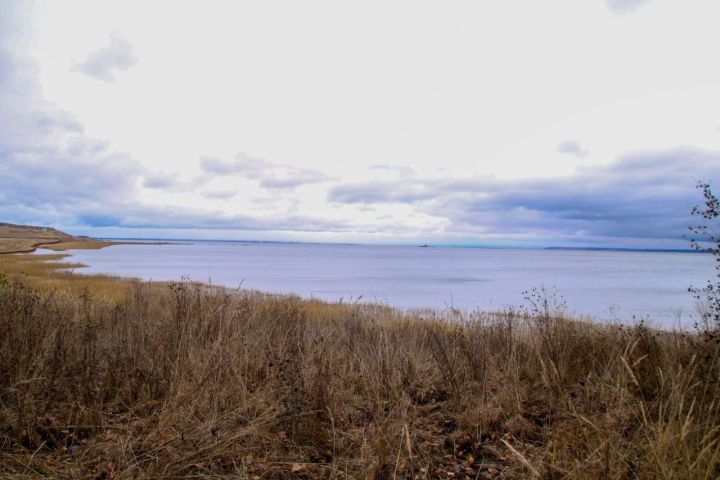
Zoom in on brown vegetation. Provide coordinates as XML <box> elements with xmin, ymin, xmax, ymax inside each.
<box><xmin>0</xmin><ymin>251</ymin><xmax>129</xmax><ymax>301</ymax></box>
<box><xmin>0</xmin><ymin>222</ymin><xmax>75</xmax><ymax>254</ymax></box>
<box><xmin>0</xmin><ymin>265</ymin><xmax>719</xmax><ymax>478</ymax></box>
<box><xmin>0</xmin><ymin>224</ymin><xmax>166</xmax><ymax>300</ymax></box>
<box><xmin>0</xmin><ymin>222</ymin><xmax>158</xmax><ymax>255</ymax></box>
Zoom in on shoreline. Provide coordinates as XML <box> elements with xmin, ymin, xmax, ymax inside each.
<box><xmin>17</xmin><ymin>241</ymin><xmax>692</xmax><ymax>331</ymax></box>
<box><xmin>1</xmin><ymin>250</ymin><xmax>716</xmax><ymax>478</ymax></box>
<box><xmin>0</xmin><ymin>238</ymin><xmax>169</xmax><ymax>255</ymax></box>
<box><xmin>0</xmin><ymin>222</ymin><xmax>168</xmax><ymax>255</ymax></box>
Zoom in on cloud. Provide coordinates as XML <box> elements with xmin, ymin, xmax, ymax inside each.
<box><xmin>329</xmin><ymin>181</ymin><xmax>437</xmax><ymax>204</ymax></box>
<box><xmin>0</xmin><ymin>39</ymin><xmax>341</xmax><ymax>235</ymax></box>
<box><xmin>557</xmin><ymin>140</ymin><xmax>589</xmax><ymax>158</ymax></box>
<box><xmin>369</xmin><ymin>164</ymin><xmax>414</xmax><ymax>175</ymax></box>
<box><xmin>71</xmin><ymin>35</ymin><xmax>137</xmax><ymax>81</ymax></box>
<box><xmin>0</xmin><ymin>132</ymin><xmax>145</xmax><ymax>228</ymax></box>
<box><xmin>1</xmin><ymin>8</ymin><xmax>715</xmax><ymax>247</ymax></box>
<box><xmin>328</xmin><ymin>147</ymin><xmax>720</xmax><ymax>244</ymax></box>
<box><xmin>0</xmin><ymin>138</ymin><xmax>140</xmax><ymax>208</ymax></box>
<box><xmin>606</xmin><ymin>0</ymin><xmax>652</xmax><ymax>15</ymax></box>
<box><xmin>3</xmin><ymin>31</ymin><xmax>715</xmax><ymax>246</ymax></box>
<box><xmin>328</xmin><ymin>176</ymin><xmax>494</xmax><ymax>205</ymax></box>
<box><xmin>0</xmin><ymin>39</ymin><xmax>143</xmax><ymax>227</ymax></box>
<box><xmin>141</xmin><ymin>168</ymin><xmax>218</xmax><ymax>193</ymax></box>
<box><xmin>200</xmin><ymin>153</ymin><xmax>334</xmax><ymax>189</ymax></box>
<box><xmin>142</xmin><ymin>173</ymin><xmax>181</xmax><ymax>190</ymax></box>
<box><xmin>200</xmin><ymin>190</ymin><xmax>238</xmax><ymax>200</ymax></box>
<box><xmin>77</xmin><ymin>213</ymin><xmax>124</xmax><ymax>228</ymax></box>
<box><xmin>0</xmin><ymin>50</ymin><xmax>83</xmax><ymax>152</ymax></box>
<box><xmin>67</xmin><ymin>203</ymin><xmax>352</xmax><ymax>233</ymax></box>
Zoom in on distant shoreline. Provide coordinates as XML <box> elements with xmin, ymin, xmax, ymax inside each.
<box><xmin>1</xmin><ymin>239</ymin><xmax>165</xmax><ymax>255</ymax></box>
<box><xmin>1</xmin><ymin>221</ymin><xmax>703</xmax><ymax>255</ymax></box>
<box><xmin>544</xmin><ymin>246</ymin><xmax>703</xmax><ymax>254</ymax></box>
<box><xmin>91</xmin><ymin>236</ymin><xmax>703</xmax><ymax>254</ymax></box>
<box><xmin>0</xmin><ymin>222</ymin><xmax>168</xmax><ymax>255</ymax></box>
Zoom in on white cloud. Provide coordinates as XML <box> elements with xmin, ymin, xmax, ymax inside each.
<box><xmin>606</xmin><ymin>0</ymin><xmax>652</xmax><ymax>15</ymax></box>
<box><xmin>71</xmin><ymin>35</ymin><xmax>137</xmax><ymax>81</ymax></box>
<box><xmin>200</xmin><ymin>153</ymin><xmax>335</xmax><ymax>190</ymax></box>
<box><xmin>200</xmin><ymin>190</ymin><xmax>237</xmax><ymax>200</ymax></box>
<box><xmin>557</xmin><ymin>140</ymin><xmax>589</xmax><ymax>159</ymax></box>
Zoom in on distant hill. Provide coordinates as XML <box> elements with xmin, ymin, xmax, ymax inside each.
<box><xmin>0</xmin><ymin>222</ymin><xmax>75</xmax><ymax>254</ymax></box>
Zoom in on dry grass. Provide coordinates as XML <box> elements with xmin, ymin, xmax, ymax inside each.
<box><xmin>0</xmin><ymin>265</ymin><xmax>719</xmax><ymax>479</ymax></box>
<box><xmin>0</xmin><ymin>251</ymin><xmax>130</xmax><ymax>300</ymax></box>
<box><xmin>42</xmin><ymin>241</ymin><xmax>129</xmax><ymax>251</ymax></box>
<box><xmin>0</xmin><ymin>222</ymin><xmax>159</xmax><ymax>255</ymax></box>
<box><xmin>0</xmin><ymin>222</ymin><xmax>163</xmax><ymax>299</ymax></box>
<box><xmin>0</xmin><ymin>223</ymin><xmax>72</xmax><ymax>253</ymax></box>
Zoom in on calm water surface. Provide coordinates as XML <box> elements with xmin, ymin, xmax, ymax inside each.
<box><xmin>53</xmin><ymin>242</ymin><xmax>714</xmax><ymax>327</ymax></box>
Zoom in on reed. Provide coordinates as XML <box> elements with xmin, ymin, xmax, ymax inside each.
<box><xmin>1</xmin><ymin>273</ymin><xmax>718</xmax><ymax>478</ymax></box>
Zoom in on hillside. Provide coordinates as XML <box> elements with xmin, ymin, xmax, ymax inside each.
<box><xmin>0</xmin><ymin>222</ymin><xmax>76</xmax><ymax>253</ymax></box>
<box><xmin>0</xmin><ymin>222</ymin><xmax>137</xmax><ymax>254</ymax></box>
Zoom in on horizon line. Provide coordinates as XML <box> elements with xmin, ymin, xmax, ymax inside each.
<box><xmin>93</xmin><ymin>236</ymin><xmax>702</xmax><ymax>253</ymax></box>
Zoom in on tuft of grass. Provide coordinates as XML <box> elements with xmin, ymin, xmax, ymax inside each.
<box><xmin>0</xmin><ymin>272</ymin><xmax>718</xmax><ymax>478</ymax></box>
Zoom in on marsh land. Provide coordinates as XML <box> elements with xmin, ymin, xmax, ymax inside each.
<box><xmin>0</xmin><ymin>226</ymin><xmax>718</xmax><ymax>478</ymax></box>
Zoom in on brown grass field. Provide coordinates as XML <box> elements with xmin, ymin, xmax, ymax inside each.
<box><xmin>0</xmin><ymin>222</ymin><xmax>75</xmax><ymax>254</ymax></box>
<box><xmin>0</xmin><ymin>222</ymin><xmax>159</xmax><ymax>255</ymax></box>
<box><xmin>0</xmin><ymin>233</ymin><xmax>719</xmax><ymax>478</ymax></box>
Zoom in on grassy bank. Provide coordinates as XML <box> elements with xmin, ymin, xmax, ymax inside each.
<box><xmin>0</xmin><ymin>222</ymin><xmax>75</xmax><ymax>254</ymax></box>
<box><xmin>0</xmin><ymin>222</ymin><xmax>160</xmax><ymax>255</ymax></box>
<box><xmin>0</xmin><ymin>254</ymin><xmax>719</xmax><ymax>478</ymax></box>
<box><xmin>0</xmin><ymin>249</ymin><xmax>130</xmax><ymax>301</ymax></box>
<box><xmin>0</xmin><ymin>224</ymin><xmax>166</xmax><ymax>300</ymax></box>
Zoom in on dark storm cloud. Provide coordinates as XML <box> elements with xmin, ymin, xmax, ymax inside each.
<box><xmin>71</xmin><ymin>35</ymin><xmax>138</xmax><ymax>82</ymax></box>
<box><xmin>200</xmin><ymin>153</ymin><xmax>334</xmax><ymax>190</ymax></box>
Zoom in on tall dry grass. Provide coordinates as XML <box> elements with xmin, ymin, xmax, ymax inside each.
<box><xmin>1</xmin><ymin>276</ymin><xmax>719</xmax><ymax>478</ymax></box>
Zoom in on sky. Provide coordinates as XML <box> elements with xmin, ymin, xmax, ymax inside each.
<box><xmin>1</xmin><ymin>0</ymin><xmax>719</xmax><ymax>248</ymax></box>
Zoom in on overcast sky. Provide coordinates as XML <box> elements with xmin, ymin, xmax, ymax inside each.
<box><xmin>1</xmin><ymin>0</ymin><xmax>719</xmax><ymax>247</ymax></box>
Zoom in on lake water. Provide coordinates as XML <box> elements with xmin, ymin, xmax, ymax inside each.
<box><xmin>53</xmin><ymin>242</ymin><xmax>715</xmax><ymax>328</ymax></box>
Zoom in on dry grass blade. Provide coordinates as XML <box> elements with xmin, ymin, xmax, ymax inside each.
<box><xmin>501</xmin><ymin>439</ymin><xmax>540</xmax><ymax>478</ymax></box>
